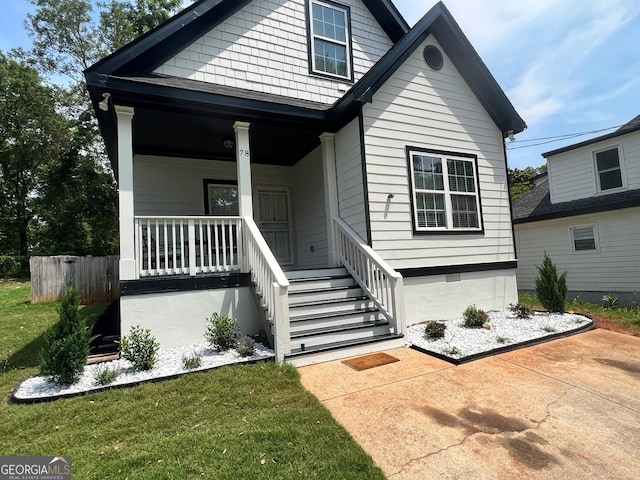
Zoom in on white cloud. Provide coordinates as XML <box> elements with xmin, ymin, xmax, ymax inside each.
<box><xmin>395</xmin><ymin>0</ymin><xmax>639</xmax><ymax>128</ymax></box>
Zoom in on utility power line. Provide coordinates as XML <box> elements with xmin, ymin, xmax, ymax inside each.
<box><xmin>507</xmin><ymin>124</ymin><xmax>624</xmax><ymax>150</ymax></box>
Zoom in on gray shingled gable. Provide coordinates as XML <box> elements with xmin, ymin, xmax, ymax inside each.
<box><xmin>86</xmin><ymin>0</ymin><xmax>409</xmax><ymax>76</ymax></box>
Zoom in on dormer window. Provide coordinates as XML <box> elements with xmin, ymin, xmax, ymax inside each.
<box><xmin>308</xmin><ymin>0</ymin><xmax>352</xmax><ymax>81</ymax></box>
<box><xmin>594</xmin><ymin>146</ymin><xmax>623</xmax><ymax>191</ymax></box>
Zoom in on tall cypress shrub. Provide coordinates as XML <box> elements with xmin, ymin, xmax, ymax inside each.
<box><xmin>40</xmin><ymin>281</ymin><xmax>91</xmax><ymax>384</ymax></box>
<box><xmin>535</xmin><ymin>253</ymin><xmax>568</xmax><ymax>313</ymax></box>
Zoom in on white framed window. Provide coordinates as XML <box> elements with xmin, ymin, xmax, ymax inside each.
<box><xmin>204</xmin><ymin>180</ymin><xmax>238</xmax><ymax>216</ymax></box>
<box><xmin>408</xmin><ymin>148</ymin><xmax>483</xmax><ymax>233</ymax></box>
<box><xmin>308</xmin><ymin>0</ymin><xmax>352</xmax><ymax>80</ymax></box>
<box><xmin>570</xmin><ymin>225</ymin><xmax>598</xmax><ymax>252</ymax></box>
<box><xmin>594</xmin><ymin>146</ymin><xmax>623</xmax><ymax>192</ymax></box>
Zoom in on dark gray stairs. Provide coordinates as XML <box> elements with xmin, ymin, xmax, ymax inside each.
<box><xmin>284</xmin><ymin>267</ymin><xmax>403</xmax><ymax>363</ymax></box>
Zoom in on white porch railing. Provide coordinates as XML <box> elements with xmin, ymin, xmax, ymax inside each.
<box><xmin>134</xmin><ymin>216</ymin><xmax>243</xmax><ymax>278</ymax></box>
<box><xmin>244</xmin><ymin>217</ymin><xmax>290</xmax><ymax>361</ymax></box>
<box><xmin>334</xmin><ymin>217</ymin><xmax>406</xmax><ymax>335</ymax></box>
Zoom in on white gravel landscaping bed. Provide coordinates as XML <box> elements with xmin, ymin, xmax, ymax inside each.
<box><xmin>407</xmin><ymin>311</ymin><xmax>593</xmax><ymax>362</ymax></box>
<box><xmin>12</xmin><ymin>342</ymin><xmax>275</xmax><ymax>402</ymax></box>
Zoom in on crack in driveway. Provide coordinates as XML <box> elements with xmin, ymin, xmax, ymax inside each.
<box><xmin>388</xmin><ymin>388</ymin><xmax>571</xmax><ymax>477</ymax></box>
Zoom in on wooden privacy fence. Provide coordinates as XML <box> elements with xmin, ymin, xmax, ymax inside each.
<box><xmin>30</xmin><ymin>256</ymin><xmax>119</xmax><ymax>305</ymax></box>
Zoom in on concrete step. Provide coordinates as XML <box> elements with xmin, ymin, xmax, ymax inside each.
<box><xmin>289</xmin><ymin>321</ymin><xmax>391</xmax><ymax>351</ymax></box>
<box><xmin>289</xmin><ymin>297</ymin><xmax>374</xmax><ymax>318</ymax></box>
<box><xmin>289</xmin><ymin>309</ymin><xmax>384</xmax><ymax>334</ymax></box>
<box><xmin>288</xmin><ymin>285</ymin><xmax>363</xmax><ymax>304</ymax></box>
<box><xmin>285</xmin><ymin>267</ymin><xmax>348</xmax><ymax>280</ymax></box>
<box><xmin>285</xmin><ymin>334</ymin><xmax>405</xmax><ymax>367</ymax></box>
<box><xmin>288</xmin><ymin>275</ymin><xmax>355</xmax><ymax>291</ymax></box>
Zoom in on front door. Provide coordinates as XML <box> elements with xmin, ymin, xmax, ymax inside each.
<box><xmin>256</xmin><ymin>187</ymin><xmax>293</xmax><ymax>265</ymax></box>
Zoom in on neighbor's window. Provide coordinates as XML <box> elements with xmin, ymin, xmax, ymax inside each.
<box><xmin>570</xmin><ymin>225</ymin><xmax>598</xmax><ymax>252</ymax></box>
<box><xmin>594</xmin><ymin>147</ymin><xmax>623</xmax><ymax>191</ymax></box>
<box><xmin>205</xmin><ymin>182</ymin><xmax>238</xmax><ymax>216</ymax></box>
<box><xmin>408</xmin><ymin>149</ymin><xmax>482</xmax><ymax>232</ymax></box>
<box><xmin>308</xmin><ymin>0</ymin><xmax>351</xmax><ymax>80</ymax></box>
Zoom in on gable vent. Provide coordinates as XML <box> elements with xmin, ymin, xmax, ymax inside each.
<box><xmin>423</xmin><ymin>45</ymin><xmax>443</xmax><ymax>70</ymax></box>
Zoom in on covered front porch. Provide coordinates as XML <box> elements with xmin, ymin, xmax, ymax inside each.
<box><xmin>101</xmin><ymin>89</ymin><xmax>404</xmax><ymax>362</ymax></box>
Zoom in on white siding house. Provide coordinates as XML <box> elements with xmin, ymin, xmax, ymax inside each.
<box><xmin>86</xmin><ymin>0</ymin><xmax>526</xmax><ymax>363</ymax></box>
<box><xmin>514</xmin><ymin>115</ymin><xmax>640</xmax><ymax>305</ymax></box>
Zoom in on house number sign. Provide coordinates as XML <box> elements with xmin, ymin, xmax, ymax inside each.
<box><xmin>239</xmin><ymin>149</ymin><xmax>250</xmax><ymax>157</ymax></box>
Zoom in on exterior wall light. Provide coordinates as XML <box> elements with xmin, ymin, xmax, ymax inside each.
<box><xmin>98</xmin><ymin>92</ymin><xmax>111</xmax><ymax>111</ymax></box>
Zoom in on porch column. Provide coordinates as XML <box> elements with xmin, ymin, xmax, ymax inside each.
<box><xmin>320</xmin><ymin>133</ymin><xmax>339</xmax><ymax>266</ymax></box>
<box><xmin>115</xmin><ymin>105</ymin><xmax>136</xmax><ymax>280</ymax></box>
<box><xmin>234</xmin><ymin>121</ymin><xmax>253</xmax><ymax>218</ymax></box>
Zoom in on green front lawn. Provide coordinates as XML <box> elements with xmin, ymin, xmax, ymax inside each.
<box><xmin>0</xmin><ymin>281</ymin><xmax>385</xmax><ymax>479</ymax></box>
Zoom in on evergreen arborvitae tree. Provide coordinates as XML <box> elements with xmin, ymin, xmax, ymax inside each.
<box><xmin>40</xmin><ymin>281</ymin><xmax>91</xmax><ymax>384</ymax></box>
<box><xmin>535</xmin><ymin>253</ymin><xmax>568</xmax><ymax>313</ymax></box>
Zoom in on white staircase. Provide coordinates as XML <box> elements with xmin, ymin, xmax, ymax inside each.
<box><xmin>283</xmin><ymin>267</ymin><xmax>404</xmax><ymax>365</ymax></box>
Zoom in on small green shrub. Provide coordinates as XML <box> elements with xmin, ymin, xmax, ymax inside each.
<box><xmin>602</xmin><ymin>293</ymin><xmax>618</xmax><ymax>309</ymax></box>
<box><xmin>182</xmin><ymin>352</ymin><xmax>202</xmax><ymax>370</ymax></box>
<box><xmin>237</xmin><ymin>336</ymin><xmax>256</xmax><ymax>357</ymax></box>
<box><xmin>462</xmin><ymin>305</ymin><xmax>488</xmax><ymax>328</ymax></box>
<box><xmin>40</xmin><ymin>281</ymin><xmax>92</xmax><ymax>385</ymax></box>
<box><xmin>535</xmin><ymin>253</ymin><xmax>567</xmax><ymax>313</ymax></box>
<box><xmin>508</xmin><ymin>303</ymin><xmax>532</xmax><ymax>319</ymax></box>
<box><xmin>204</xmin><ymin>313</ymin><xmax>240</xmax><ymax>352</ymax></box>
<box><xmin>442</xmin><ymin>346</ymin><xmax>461</xmax><ymax>356</ymax></box>
<box><xmin>94</xmin><ymin>364</ymin><xmax>119</xmax><ymax>386</ymax></box>
<box><xmin>495</xmin><ymin>336</ymin><xmax>510</xmax><ymax>344</ymax></box>
<box><xmin>424</xmin><ymin>321</ymin><xmax>446</xmax><ymax>339</ymax></box>
<box><xmin>119</xmin><ymin>325</ymin><xmax>159</xmax><ymax>371</ymax></box>
<box><xmin>541</xmin><ymin>325</ymin><xmax>557</xmax><ymax>333</ymax></box>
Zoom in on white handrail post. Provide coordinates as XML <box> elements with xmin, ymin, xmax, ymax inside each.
<box><xmin>237</xmin><ymin>219</ymin><xmax>245</xmax><ymax>272</ymax></box>
<box><xmin>188</xmin><ymin>219</ymin><xmax>196</xmax><ymax>276</ymax></box>
<box><xmin>134</xmin><ymin>217</ymin><xmax>140</xmax><ymax>279</ymax></box>
<box><xmin>393</xmin><ymin>276</ymin><xmax>406</xmax><ymax>335</ymax></box>
<box><xmin>273</xmin><ymin>281</ymin><xmax>290</xmax><ymax>362</ymax></box>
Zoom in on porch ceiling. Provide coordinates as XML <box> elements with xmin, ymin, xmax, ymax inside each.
<box><xmin>132</xmin><ymin>108</ymin><xmax>323</xmax><ymax>166</ymax></box>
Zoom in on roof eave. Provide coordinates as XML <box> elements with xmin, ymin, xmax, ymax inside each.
<box><xmin>84</xmin><ymin>0</ymin><xmax>409</xmax><ymax>79</ymax></box>
<box><xmin>334</xmin><ymin>2</ymin><xmax>526</xmax><ymax>137</ymax></box>
<box><xmin>543</xmin><ymin>123</ymin><xmax>640</xmax><ymax>158</ymax></box>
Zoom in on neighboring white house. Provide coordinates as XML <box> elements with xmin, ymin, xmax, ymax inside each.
<box><xmin>85</xmin><ymin>0</ymin><xmax>526</xmax><ymax>364</ymax></box>
<box><xmin>514</xmin><ymin>115</ymin><xmax>640</xmax><ymax>306</ymax></box>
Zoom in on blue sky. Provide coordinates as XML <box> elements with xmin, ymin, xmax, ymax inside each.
<box><xmin>2</xmin><ymin>0</ymin><xmax>639</xmax><ymax>169</ymax></box>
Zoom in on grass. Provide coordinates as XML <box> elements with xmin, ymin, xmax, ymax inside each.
<box><xmin>0</xmin><ymin>280</ymin><xmax>107</xmax><ymax>373</ymax></box>
<box><xmin>519</xmin><ymin>292</ymin><xmax>640</xmax><ymax>334</ymax></box>
<box><xmin>0</xmin><ymin>280</ymin><xmax>385</xmax><ymax>480</ymax></box>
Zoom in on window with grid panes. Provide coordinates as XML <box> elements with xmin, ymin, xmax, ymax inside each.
<box><xmin>409</xmin><ymin>150</ymin><xmax>482</xmax><ymax>232</ymax></box>
<box><xmin>309</xmin><ymin>0</ymin><xmax>351</xmax><ymax>80</ymax></box>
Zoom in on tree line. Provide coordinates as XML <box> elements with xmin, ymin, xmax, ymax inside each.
<box><xmin>0</xmin><ymin>0</ymin><xmax>183</xmax><ymax>259</ymax></box>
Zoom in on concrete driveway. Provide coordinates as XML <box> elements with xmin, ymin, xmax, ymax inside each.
<box><xmin>299</xmin><ymin>330</ymin><xmax>640</xmax><ymax>479</ymax></box>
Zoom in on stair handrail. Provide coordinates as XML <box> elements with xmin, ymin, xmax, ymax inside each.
<box><xmin>333</xmin><ymin>217</ymin><xmax>406</xmax><ymax>336</ymax></box>
<box><xmin>243</xmin><ymin>217</ymin><xmax>290</xmax><ymax>361</ymax></box>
